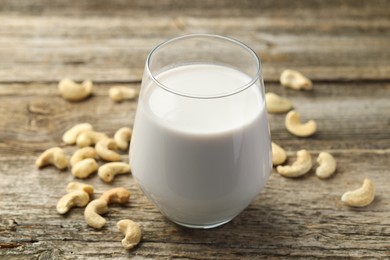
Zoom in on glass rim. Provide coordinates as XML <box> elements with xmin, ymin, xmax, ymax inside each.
<box><xmin>145</xmin><ymin>34</ymin><xmax>261</xmax><ymax>99</ymax></box>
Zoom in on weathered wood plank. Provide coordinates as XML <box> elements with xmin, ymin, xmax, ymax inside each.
<box><xmin>0</xmin><ymin>82</ymin><xmax>389</xmax><ymax>155</ymax></box>
<box><xmin>1</xmin><ymin>0</ymin><xmax>389</xmax><ymax>18</ymax></box>
<box><xmin>0</xmin><ymin>1</ymin><xmax>389</xmax><ymax>82</ymax></box>
<box><xmin>1</xmin><ymin>151</ymin><xmax>389</xmax><ymax>258</ymax></box>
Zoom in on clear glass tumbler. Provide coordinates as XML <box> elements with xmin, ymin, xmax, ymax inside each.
<box><xmin>130</xmin><ymin>34</ymin><xmax>272</xmax><ymax>228</ymax></box>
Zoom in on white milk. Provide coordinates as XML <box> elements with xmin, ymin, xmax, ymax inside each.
<box><xmin>130</xmin><ymin>64</ymin><xmax>271</xmax><ymax>227</ymax></box>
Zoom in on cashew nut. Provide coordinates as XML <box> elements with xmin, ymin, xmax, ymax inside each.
<box><xmin>71</xmin><ymin>158</ymin><xmax>99</xmax><ymax>178</ymax></box>
<box><xmin>265</xmin><ymin>92</ymin><xmax>293</xmax><ymax>113</ymax></box>
<box><xmin>316</xmin><ymin>152</ymin><xmax>337</xmax><ymax>179</ymax></box>
<box><xmin>276</xmin><ymin>149</ymin><xmax>312</xmax><ymax>177</ymax></box>
<box><xmin>57</xmin><ymin>182</ymin><xmax>94</xmax><ymax>214</ymax></box>
<box><xmin>66</xmin><ymin>182</ymin><xmax>94</xmax><ymax>195</ymax></box>
<box><xmin>272</xmin><ymin>142</ymin><xmax>287</xmax><ymax>166</ymax></box>
<box><xmin>100</xmin><ymin>187</ymin><xmax>131</xmax><ymax>205</ymax></box>
<box><xmin>341</xmin><ymin>178</ymin><xmax>375</xmax><ymax>207</ymax></box>
<box><xmin>109</xmin><ymin>86</ymin><xmax>138</xmax><ymax>102</ymax></box>
<box><xmin>76</xmin><ymin>130</ymin><xmax>109</xmax><ymax>148</ymax></box>
<box><xmin>84</xmin><ymin>187</ymin><xmax>131</xmax><ymax>229</ymax></box>
<box><xmin>280</xmin><ymin>69</ymin><xmax>312</xmax><ymax>90</ymax></box>
<box><xmin>56</xmin><ymin>190</ymin><xmax>90</xmax><ymax>214</ymax></box>
<box><xmin>285</xmin><ymin>110</ymin><xmax>317</xmax><ymax>137</ymax></box>
<box><xmin>35</xmin><ymin>147</ymin><xmax>68</xmax><ymax>170</ymax></box>
<box><xmin>84</xmin><ymin>199</ymin><xmax>109</xmax><ymax>229</ymax></box>
<box><xmin>98</xmin><ymin>162</ymin><xmax>131</xmax><ymax>183</ymax></box>
<box><xmin>62</xmin><ymin>123</ymin><xmax>93</xmax><ymax>145</ymax></box>
<box><xmin>70</xmin><ymin>147</ymin><xmax>98</xmax><ymax>166</ymax></box>
<box><xmin>58</xmin><ymin>78</ymin><xmax>93</xmax><ymax>101</ymax></box>
<box><xmin>95</xmin><ymin>138</ymin><xmax>121</xmax><ymax>162</ymax></box>
<box><xmin>114</xmin><ymin>127</ymin><xmax>132</xmax><ymax>151</ymax></box>
<box><xmin>117</xmin><ymin>219</ymin><xmax>142</xmax><ymax>250</ymax></box>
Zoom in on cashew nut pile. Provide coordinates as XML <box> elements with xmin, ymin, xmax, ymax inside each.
<box><xmin>58</xmin><ymin>79</ymin><xmax>93</xmax><ymax>101</ymax></box>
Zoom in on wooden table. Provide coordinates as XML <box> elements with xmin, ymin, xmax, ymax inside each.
<box><xmin>1</xmin><ymin>1</ymin><xmax>389</xmax><ymax>258</ymax></box>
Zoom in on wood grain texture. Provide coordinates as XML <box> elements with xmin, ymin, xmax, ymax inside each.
<box><xmin>1</xmin><ymin>0</ymin><xmax>390</xmax><ymax>259</ymax></box>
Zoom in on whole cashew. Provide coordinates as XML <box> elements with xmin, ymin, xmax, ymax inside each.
<box><xmin>316</xmin><ymin>152</ymin><xmax>337</xmax><ymax>179</ymax></box>
<box><xmin>70</xmin><ymin>147</ymin><xmax>98</xmax><ymax>166</ymax></box>
<box><xmin>109</xmin><ymin>86</ymin><xmax>138</xmax><ymax>102</ymax></box>
<box><xmin>56</xmin><ymin>190</ymin><xmax>90</xmax><ymax>214</ymax></box>
<box><xmin>276</xmin><ymin>149</ymin><xmax>312</xmax><ymax>178</ymax></box>
<box><xmin>285</xmin><ymin>110</ymin><xmax>317</xmax><ymax>137</ymax></box>
<box><xmin>84</xmin><ymin>187</ymin><xmax>130</xmax><ymax>229</ymax></box>
<box><xmin>98</xmin><ymin>162</ymin><xmax>131</xmax><ymax>183</ymax></box>
<box><xmin>76</xmin><ymin>130</ymin><xmax>109</xmax><ymax>148</ymax></box>
<box><xmin>272</xmin><ymin>142</ymin><xmax>287</xmax><ymax>166</ymax></box>
<box><xmin>341</xmin><ymin>178</ymin><xmax>375</xmax><ymax>207</ymax></box>
<box><xmin>117</xmin><ymin>219</ymin><xmax>142</xmax><ymax>250</ymax></box>
<box><xmin>84</xmin><ymin>199</ymin><xmax>109</xmax><ymax>229</ymax></box>
<box><xmin>95</xmin><ymin>138</ymin><xmax>121</xmax><ymax>162</ymax></box>
<box><xmin>35</xmin><ymin>147</ymin><xmax>68</xmax><ymax>170</ymax></box>
<box><xmin>58</xmin><ymin>78</ymin><xmax>93</xmax><ymax>101</ymax></box>
<box><xmin>62</xmin><ymin>123</ymin><xmax>93</xmax><ymax>145</ymax></box>
<box><xmin>66</xmin><ymin>182</ymin><xmax>94</xmax><ymax>195</ymax></box>
<box><xmin>100</xmin><ymin>187</ymin><xmax>131</xmax><ymax>205</ymax></box>
<box><xmin>265</xmin><ymin>92</ymin><xmax>293</xmax><ymax>113</ymax></box>
<box><xmin>280</xmin><ymin>69</ymin><xmax>312</xmax><ymax>90</ymax></box>
<box><xmin>114</xmin><ymin>127</ymin><xmax>132</xmax><ymax>151</ymax></box>
<box><xmin>71</xmin><ymin>158</ymin><xmax>99</xmax><ymax>178</ymax></box>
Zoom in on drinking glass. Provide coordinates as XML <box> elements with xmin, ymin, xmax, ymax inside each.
<box><xmin>130</xmin><ymin>34</ymin><xmax>272</xmax><ymax>228</ymax></box>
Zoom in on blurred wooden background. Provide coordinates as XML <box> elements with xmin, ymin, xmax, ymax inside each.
<box><xmin>0</xmin><ymin>0</ymin><xmax>389</xmax><ymax>259</ymax></box>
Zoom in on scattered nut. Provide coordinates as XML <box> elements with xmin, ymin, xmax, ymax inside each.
<box><xmin>72</xmin><ymin>158</ymin><xmax>99</xmax><ymax>178</ymax></box>
<box><xmin>84</xmin><ymin>199</ymin><xmax>109</xmax><ymax>229</ymax></box>
<box><xmin>95</xmin><ymin>138</ymin><xmax>121</xmax><ymax>162</ymax></box>
<box><xmin>109</xmin><ymin>86</ymin><xmax>138</xmax><ymax>102</ymax></box>
<box><xmin>35</xmin><ymin>147</ymin><xmax>68</xmax><ymax>170</ymax></box>
<box><xmin>100</xmin><ymin>187</ymin><xmax>131</xmax><ymax>205</ymax></box>
<box><xmin>280</xmin><ymin>69</ymin><xmax>312</xmax><ymax>90</ymax></box>
<box><xmin>316</xmin><ymin>152</ymin><xmax>337</xmax><ymax>179</ymax></box>
<box><xmin>98</xmin><ymin>162</ymin><xmax>131</xmax><ymax>183</ymax></box>
<box><xmin>265</xmin><ymin>92</ymin><xmax>293</xmax><ymax>113</ymax></box>
<box><xmin>58</xmin><ymin>78</ymin><xmax>93</xmax><ymax>101</ymax></box>
<box><xmin>114</xmin><ymin>127</ymin><xmax>132</xmax><ymax>151</ymax></box>
<box><xmin>272</xmin><ymin>142</ymin><xmax>287</xmax><ymax>166</ymax></box>
<box><xmin>66</xmin><ymin>182</ymin><xmax>94</xmax><ymax>195</ymax></box>
<box><xmin>276</xmin><ymin>149</ymin><xmax>312</xmax><ymax>178</ymax></box>
<box><xmin>62</xmin><ymin>123</ymin><xmax>93</xmax><ymax>145</ymax></box>
<box><xmin>70</xmin><ymin>147</ymin><xmax>98</xmax><ymax>166</ymax></box>
<box><xmin>56</xmin><ymin>190</ymin><xmax>90</xmax><ymax>214</ymax></box>
<box><xmin>76</xmin><ymin>130</ymin><xmax>109</xmax><ymax>148</ymax></box>
<box><xmin>285</xmin><ymin>110</ymin><xmax>317</xmax><ymax>137</ymax></box>
<box><xmin>117</xmin><ymin>219</ymin><xmax>142</xmax><ymax>250</ymax></box>
<box><xmin>341</xmin><ymin>178</ymin><xmax>375</xmax><ymax>207</ymax></box>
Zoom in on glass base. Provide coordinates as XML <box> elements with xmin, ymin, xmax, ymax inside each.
<box><xmin>171</xmin><ymin>217</ymin><xmax>233</xmax><ymax>229</ymax></box>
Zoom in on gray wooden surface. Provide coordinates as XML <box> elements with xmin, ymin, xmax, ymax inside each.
<box><xmin>1</xmin><ymin>0</ymin><xmax>390</xmax><ymax>259</ymax></box>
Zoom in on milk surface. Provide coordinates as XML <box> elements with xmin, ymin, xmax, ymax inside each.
<box><xmin>130</xmin><ymin>64</ymin><xmax>271</xmax><ymax>226</ymax></box>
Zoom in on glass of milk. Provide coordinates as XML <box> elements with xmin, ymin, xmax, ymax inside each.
<box><xmin>130</xmin><ymin>34</ymin><xmax>272</xmax><ymax>228</ymax></box>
